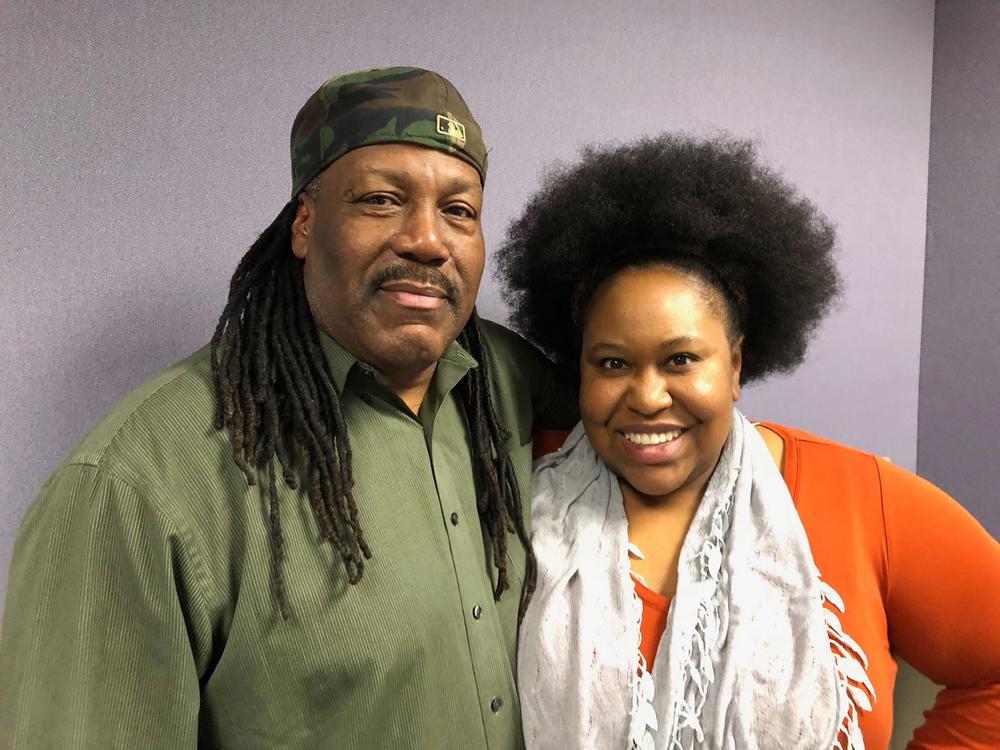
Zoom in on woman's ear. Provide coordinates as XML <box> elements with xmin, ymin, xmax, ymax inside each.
<box><xmin>731</xmin><ymin>337</ymin><xmax>744</xmax><ymax>401</ymax></box>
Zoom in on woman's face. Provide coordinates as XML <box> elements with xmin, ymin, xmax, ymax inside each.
<box><xmin>579</xmin><ymin>265</ymin><xmax>742</xmax><ymax>505</ymax></box>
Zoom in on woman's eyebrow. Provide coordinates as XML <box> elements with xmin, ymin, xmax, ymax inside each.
<box><xmin>587</xmin><ymin>336</ymin><xmax>699</xmax><ymax>351</ymax></box>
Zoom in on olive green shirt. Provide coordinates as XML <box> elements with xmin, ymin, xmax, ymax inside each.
<box><xmin>0</xmin><ymin>319</ymin><xmax>576</xmax><ymax>749</ymax></box>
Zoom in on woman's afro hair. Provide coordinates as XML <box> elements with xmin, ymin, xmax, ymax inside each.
<box><xmin>496</xmin><ymin>133</ymin><xmax>841</xmax><ymax>384</ymax></box>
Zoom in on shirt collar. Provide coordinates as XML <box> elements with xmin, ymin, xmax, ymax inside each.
<box><xmin>316</xmin><ymin>327</ymin><xmax>479</xmax><ymax>395</ymax></box>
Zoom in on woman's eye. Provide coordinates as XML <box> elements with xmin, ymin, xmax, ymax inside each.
<box><xmin>668</xmin><ymin>353</ymin><xmax>696</xmax><ymax>367</ymax></box>
<box><xmin>599</xmin><ymin>357</ymin><xmax>628</xmax><ymax>370</ymax></box>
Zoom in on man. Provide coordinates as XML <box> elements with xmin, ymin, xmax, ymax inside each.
<box><xmin>0</xmin><ymin>67</ymin><xmax>575</xmax><ymax>749</ymax></box>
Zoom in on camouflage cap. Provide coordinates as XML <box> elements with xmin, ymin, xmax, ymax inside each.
<box><xmin>289</xmin><ymin>66</ymin><xmax>487</xmax><ymax>197</ymax></box>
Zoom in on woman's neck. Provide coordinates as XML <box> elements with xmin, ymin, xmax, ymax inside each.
<box><xmin>621</xmin><ymin>423</ymin><xmax>786</xmax><ymax>598</ymax></box>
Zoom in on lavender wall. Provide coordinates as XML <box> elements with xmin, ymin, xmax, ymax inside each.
<box><xmin>917</xmin><ymin>0</ymin><xmax>1000</xmax><ymax>537</ymax></box>
<box><xmin>0</xmin><ymin>1</ymin><xmax>946</xmax><ymax>743</ymax></box>
<box><xmin>0</xmin><ymin>0</ymin><xmax>936</xmax><ymax>609</ymax></box>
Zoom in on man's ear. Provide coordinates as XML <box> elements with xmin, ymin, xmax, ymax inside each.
<box><xmin>731</xmin><ymin>337</ymin><xmax>743</xmax><ymax>401</ymax></box>
<box><xmin>290</xmin><ymin>194</ymin><xmax>313</xmax><ymax>260</ymax></box>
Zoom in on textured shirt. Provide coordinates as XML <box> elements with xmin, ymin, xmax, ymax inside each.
<box><xmin>0</xmin><ymin>319</ymin><xmax>576</xmax><ymax>749</ymax></box>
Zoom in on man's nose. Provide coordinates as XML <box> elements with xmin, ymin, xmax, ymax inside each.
<box><xmin>626</xmin><ymin>368</ymin><xmax>673</xmax><ymax>415</ymax></box>
<box><xmin>393</xmin><ymin>203</ymin><xmax>449</xmax><ymax>265</ymax></box>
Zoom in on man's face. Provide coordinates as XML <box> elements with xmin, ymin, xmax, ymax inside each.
<box><xmin>291</xmin><ymin>144</ymin><xmax>485</xmax><ymax>385</ymax></box>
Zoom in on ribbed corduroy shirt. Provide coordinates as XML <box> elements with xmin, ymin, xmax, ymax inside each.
<box><xmin>0</xmin><ymin>319</ymin><xmax>576</xmax><ymax>749</ymax></box>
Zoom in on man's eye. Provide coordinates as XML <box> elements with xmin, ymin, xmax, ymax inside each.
<box><xmin>444</xmin><ymin>203</ymin><xmax>476</xmax><ymax>219</ymax></box>
<box><xmin>599</xmin><ymin>357</ymin><xmax>628</xmax><ymax>370</ymax></box>
<box><xmin>362</xmin><ymin>194</ymin><xmax>397</xmax><ymax>206</ymax></box>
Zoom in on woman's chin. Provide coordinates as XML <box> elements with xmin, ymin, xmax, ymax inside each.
<box><xmin>617</xmin><ymin>471</ymin><xmax>688</xmax><ymax>504</ymax></box>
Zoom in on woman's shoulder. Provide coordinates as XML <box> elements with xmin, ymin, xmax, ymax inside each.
<box><xmin>756</xmin><ymin>420</ymin><xmax>888</xmax><ymax>480</ymax></box>
<box><xmin>755</xmin><ymin>421</ymin><xmax>891</xmax><ymax>531</ymax></box>
<box><xmin>757</xmin><ymin>421</ymin><xmax>875</xmax><ymax>457</ymax></box>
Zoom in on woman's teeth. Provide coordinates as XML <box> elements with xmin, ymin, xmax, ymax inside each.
<box><xmin>623</xmin><ymin>430</ymin><xmax>682</xmax><ymax>446</ymax></box>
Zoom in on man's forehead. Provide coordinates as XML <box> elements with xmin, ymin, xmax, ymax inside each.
<box><xmin>323</xmin><ymin>143</ymin><xmax>484</xmax><ymax>190</ymax></box>
<box><xmin>289</xmin><ymin>67</ymin><xmax>487</xmax><ymax>198</ymax></box>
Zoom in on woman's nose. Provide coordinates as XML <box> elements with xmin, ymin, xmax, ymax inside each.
<box><xmin>626</xmin><ymin>368</ymin><xmax>673</xmax><ymax>415</ymax></box>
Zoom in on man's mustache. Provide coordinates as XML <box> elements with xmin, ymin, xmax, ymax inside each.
<box><xmin>368</xmin><ymin>264</ymin><xmax>459</xmax><ymax>305</ymax></box>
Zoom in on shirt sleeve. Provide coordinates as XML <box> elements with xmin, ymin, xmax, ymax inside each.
<box><xmin>0</xmin><ymin>462</ymin><xmax>211</xmax><ymax>749</ymax></box>
<box><xmin>480</xmin><ymin>318</ymin><xmax>579</xmax><ymax>431</ymax></box>
<box><xmin>511</xmin><ymin>329</ymin><xmax>579</xmax><ymax>430</ymax></box>
<box><xmin>878</xmin><ymin>459</ymin><xmax>1000</xmax><ymax>749</ymax></box>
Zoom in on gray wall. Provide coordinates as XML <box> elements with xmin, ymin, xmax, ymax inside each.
<box><xmin>918</xmin><ymin>0</ymin><xmax>1000</xmax><ymax>537</ymax></box>
<box><xmin>1</xmin><ymin>0</ymin><xmax>937</xmax><ymax>612</ymax></box>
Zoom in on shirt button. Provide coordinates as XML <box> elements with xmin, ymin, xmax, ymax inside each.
<box><xmin>450</xmin><ymin>512</ymin><xmax>459</xmax><ymax>526</ymax></box>
<box><xmin>490</xmin><ymin>696</ymin><xmax>503</xmax><ymax>713</ymax></box>
<box><xmin>472</xmin><ymin>604</ymin><xmax>483</xmax><ymax>620</ymax></box>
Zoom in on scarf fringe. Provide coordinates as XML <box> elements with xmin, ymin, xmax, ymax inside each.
<box><xmin>661</xmin><ymin>475</ymin><xmax>737</xmax><ymax>748</ymax></box>
<box><xmin>822</xmin><ymin>580</ymin><xmax>876</xmax><ymax>750</ymax></box>
<box><xmin>521</xmin><ymin>416</ymin><xmax>877</xmax><ymax>750</ymax></box>
<box><xmin>629</xmin><ymin>519</ymin><xmax>875</xmax><ymax>750</ymax></box>
<box><xmin>630</xmin><ymin>573</ymin><xmax>658</xmax><ymax>750</ymax></box>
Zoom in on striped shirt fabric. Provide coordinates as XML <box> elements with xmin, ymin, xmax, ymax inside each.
<box><xmin>0</xmin><ymin>319</ymin><xmax>576</xmax><ymax>749</ymax></box>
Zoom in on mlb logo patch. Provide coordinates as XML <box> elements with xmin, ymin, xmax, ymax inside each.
<box><xmin>436</xmin><ymin>114</ymin><xmax>467</xmax><ymax>144</ymax></box>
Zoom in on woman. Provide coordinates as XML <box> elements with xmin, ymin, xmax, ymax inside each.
<box><xmin>497</xmin><ymin>135</ymin><xmax>1000</xmax><ymax>749</ymax></box>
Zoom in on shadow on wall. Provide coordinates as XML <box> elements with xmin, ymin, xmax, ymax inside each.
<box><xmin>891</xmin><ymin>660</ymin><xmax>941</xmax><ymax>748</ymax></box>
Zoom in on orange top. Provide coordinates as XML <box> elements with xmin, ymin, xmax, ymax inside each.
<box><xmin>533</xmin><ymin>423</ymin><xmax>1000</xmax><ymax>749</ymax></box>
<box><xmin>632</xmin><ymin>576</ymin><xmax>670</xmax><ymax>671</ymax></box>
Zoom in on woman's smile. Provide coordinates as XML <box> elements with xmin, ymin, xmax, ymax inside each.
<box><xmin>617</xmin><ymin>424</ymin><xmax>689</xmax><ymax>463</ymax></box>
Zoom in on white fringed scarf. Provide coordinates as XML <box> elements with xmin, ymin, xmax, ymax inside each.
<box><xmin>518</xmin><ymin>411</ymin><xmax>874</xmax><ymax>750</ymax></box>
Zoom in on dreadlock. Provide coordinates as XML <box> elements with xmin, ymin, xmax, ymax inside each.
<box><xmin>211</xmin><ymin>200</ymin><xmax>535</xmax><ymax>620</ymax></box>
